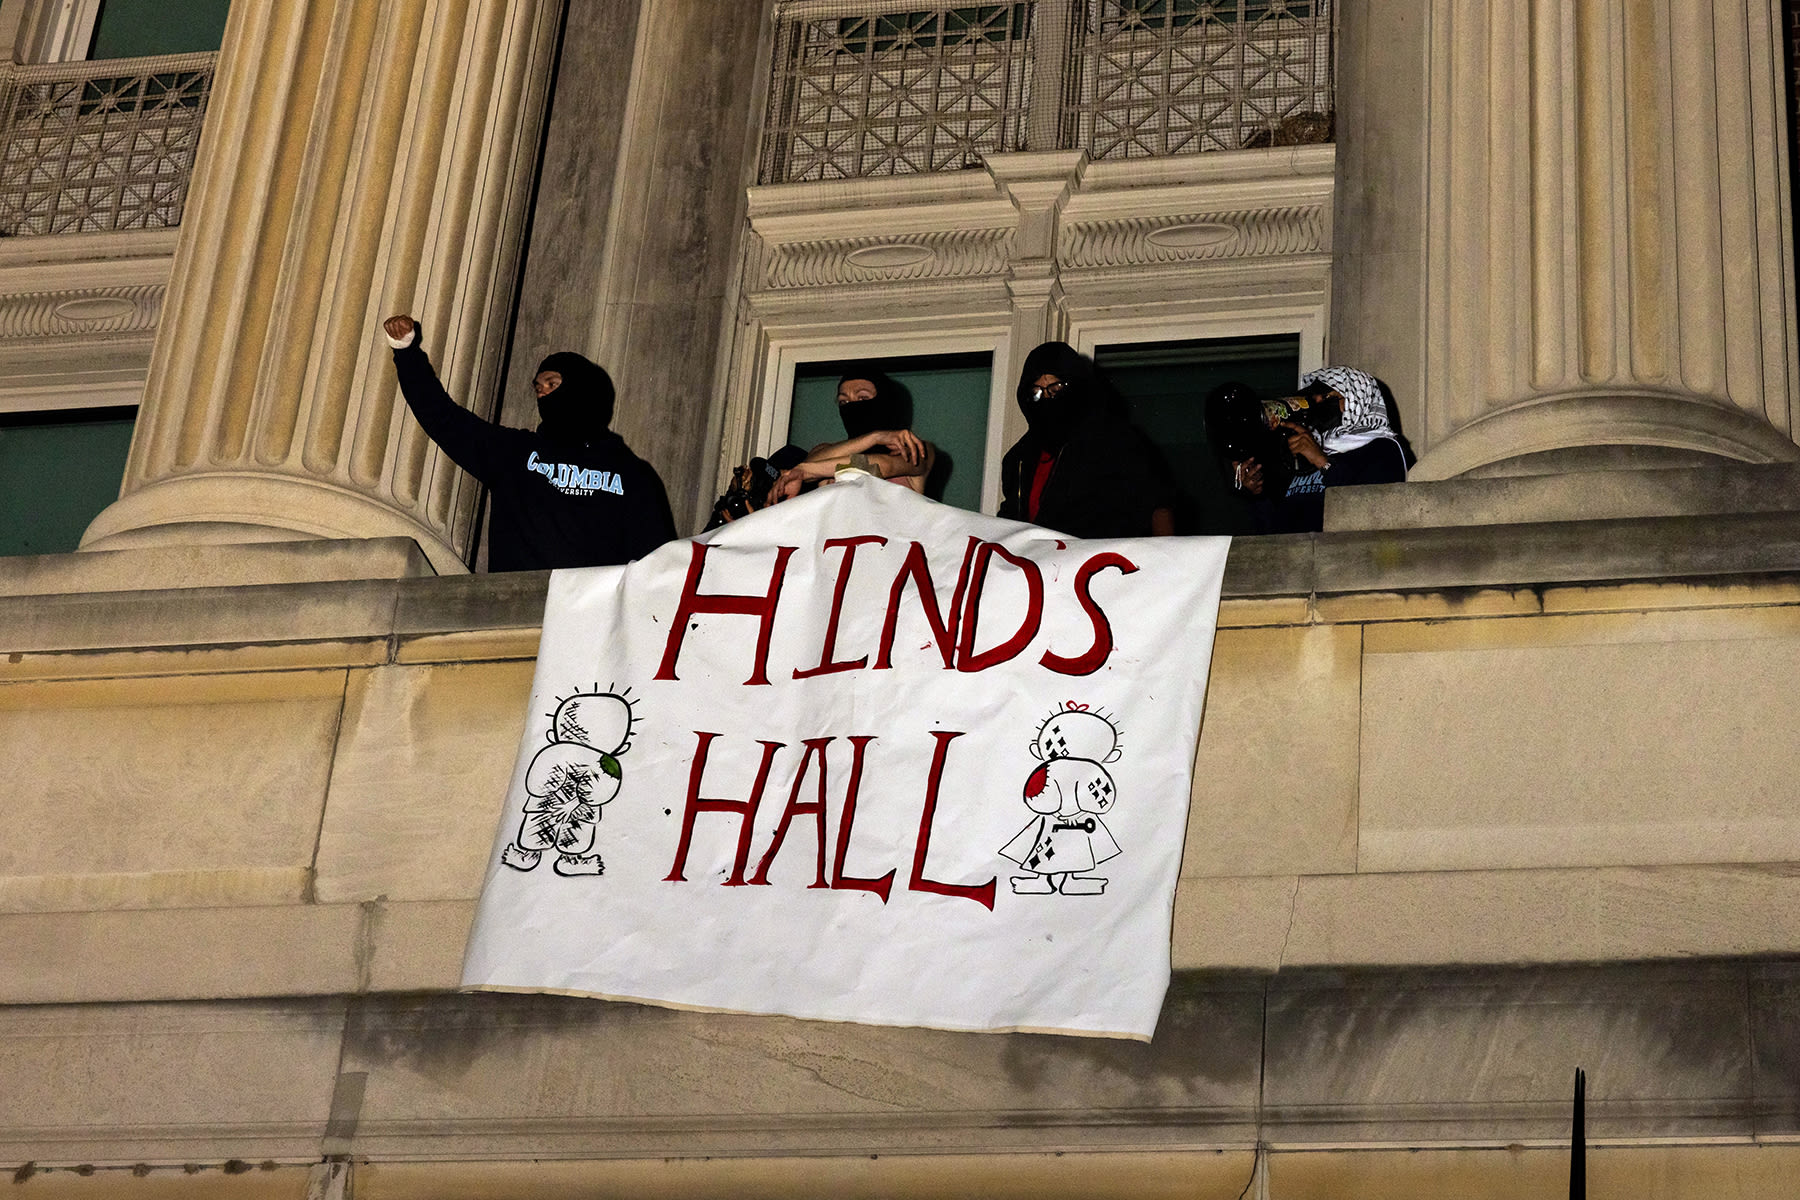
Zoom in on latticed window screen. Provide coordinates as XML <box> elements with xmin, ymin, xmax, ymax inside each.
<box><xmin>761</xmin><ymin>5</ymin><xmax>1034</xmax><ymax>183</ymax></box>
<box><xmin>0</xmin><ymin>52</ymin><xmax>216</xmax><ymax>236</ymax></box>
<box><xmin>1063</xmin><ymin>0</ymin><xmax>1334</xmax><ymax>159</ymax></box>
<box><xmin>760</xmin><ymin>1</ymin><xmax>1332</xmax><ymax>182</ymax></box>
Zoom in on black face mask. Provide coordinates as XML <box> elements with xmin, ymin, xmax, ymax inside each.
<box><xmin>1015</xmin><ymin>342</ymin><xmax>1097</xmax><ymax>447</ymax></box>
<box><xmin>534</xmin><ymin>352</ymin><xmax>615</xmax><ymax>445</ymax></box>
<box><xmin>836</xmin><ymin>373</ymin><xmax>907</xmax><ymax>439</ymax></box>
<box><xmin>1020</xmin><ymin>379</ymin><xmax>1088</xmax><ymax>445</ymax></box>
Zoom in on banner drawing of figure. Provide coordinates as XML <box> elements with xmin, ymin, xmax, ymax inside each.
<box><xmin>503</xmin><ymin>688</ymin><xmax>638</xmax><ymax>876</ymax></box>
<box><xmin>1000</xmin><ymin>703</ymin><xmax>1124</xmax><ymax>895</ymax></box>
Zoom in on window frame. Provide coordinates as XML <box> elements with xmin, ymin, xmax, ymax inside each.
<box><xmin>1070</xmin><ymin>306</ymin><xmax>1327</xmax><ymax>381</ymax></box>
<box><xmin>3</xmin><ymin>0</ymin><xmax>102</xmax><ymax>64</ymax></box>
<box><xmin>759</xmin><ymin>326</ymin><xmax>1018</xmax><ymax>517</ymax></box>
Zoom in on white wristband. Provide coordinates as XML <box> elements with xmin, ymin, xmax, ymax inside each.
<box><xmin>386</xmin><ymin>328</ymin><xmax>417</xmax><ymax>350</ymax></box>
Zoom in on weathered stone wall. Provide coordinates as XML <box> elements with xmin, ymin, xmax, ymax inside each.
<box><xmin>10</xmin><ymin>471</ymin><xmax>1800</xmax><ymax>1193</ymax></box>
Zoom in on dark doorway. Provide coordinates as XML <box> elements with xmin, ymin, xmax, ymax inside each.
<box><xmin>1096</xmin><ymin>334</ymin><xmax>1303</xmax><ymax>534</ymax></box>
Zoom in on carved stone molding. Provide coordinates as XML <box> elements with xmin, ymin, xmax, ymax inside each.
<box><xmin>0</xmin><ymin>284</ymin><xmax>162</xmax><ymax>339</ymax></box>
<box><xmin>1060</xmin><ymin>205</ymin><xmax>1328</xmax><ymax>270</ymax></box>
<box><xmin>759</xmin><ymin>228</ymin><xmax>1015</xmax><ymax>290</ymax></box>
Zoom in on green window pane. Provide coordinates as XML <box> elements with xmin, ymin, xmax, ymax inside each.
<box><xmin>89</xmin><ymin>0</ymin><xmax>230</xmax><ymax>59</ymax></box>
<box><xmin>791</xmin><ymin>354</ymin><xmax>991</xmax><ymax>513</ymax></box>
<box><xmin>0</xmin><ymin>409</ymin><xmax>136</xmax><ymax>556</ymax></box>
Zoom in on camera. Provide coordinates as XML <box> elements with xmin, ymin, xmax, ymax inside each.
<box><xmin>703</xmin><ymin>445</ymin><xmax>807</xmax><ymax>530</ymax></box>
<box><xmin>705</xmin><ymin>457</ymin><xmax>777</xmax><ymax>530</ymax></box>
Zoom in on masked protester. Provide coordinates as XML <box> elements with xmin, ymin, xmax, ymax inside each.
<box><xmin>770</xmin><ymin>365</ymin><xmax>936</xmax><ymax>503</ymax></box>
<box><xmin>998</xmin><ymin>341</ymin><xmax>1176</xmax><ymax>538</ymax></box>
<box><xmin>383</xmin><ymin>314</ymin><xmax>676</xmax><ymax>571</ymax></box>
<box><xmin>1226</xmin><ymin>365</ymin><xmax>1408</xmax><ymax>533</ymax></box>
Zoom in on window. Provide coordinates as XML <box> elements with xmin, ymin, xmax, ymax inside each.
<box><xmin>759</xmin><ymin>0</ymin><xmax>1334</xmax><ymax>182</ymax></box>
<box><xmin>1066</xmin><ymin>0</ymin><xmax>1335</xmax><ymax>159</ymax></box>
<box><xmin>763</xmin><ymin>5</ymin><xmax>1034</xmax><ymax>182</ymax></box>
<box><xmin>86</xmin><ymin>0</ymin><xmax>230</xmax><ymax>59</ymax></box>
<box><xmin>790</xmin><ymin>353</ymin><xmax>993</xmax><ymax>512</ymax></box>
<box><xmin>0</xmin><ymin>0</ymin><xmax>224</xmax><ymax>234</ymax></box>
<box><xmin>1095</xmin><ymin>334</ymin><xmax>1300</xmax><ymax>534</ymax></box>
<box><xmin>11</xmin><ymin>0</ymin><xmax>230</xmax><ymax>63</ymax></box>
<box><xmin>0</xmin><ymin>404</ymin><xmax>136</xmax><ymax>555</ymax></box>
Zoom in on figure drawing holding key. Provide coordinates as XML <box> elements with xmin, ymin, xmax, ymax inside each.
<box><xmin>1000</xmin><ymin>702</ymin><xmax>1124</xmax><ymax>896</ymax></box>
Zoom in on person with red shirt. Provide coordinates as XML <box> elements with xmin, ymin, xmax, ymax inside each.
<box><xmin>997</xmin><ymin>342</ymin><xmax>1176</xmax><ymax>539</ymax></box>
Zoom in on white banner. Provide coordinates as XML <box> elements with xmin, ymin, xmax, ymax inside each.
<box><xmin>462</xmin><ymin>473</ymin><xmax>1229</xmax><ymax>1039</ymax></box>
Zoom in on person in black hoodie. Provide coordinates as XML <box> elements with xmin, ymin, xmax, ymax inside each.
<box><xmin>998</xmin><ymin>341</ymin><xmax>1176</xmax><ymax>538</ymax></box>
<box><xmin>383</xmin><ymin>314</ymin><xmax>676</xmax><ymax>571</ymax></box>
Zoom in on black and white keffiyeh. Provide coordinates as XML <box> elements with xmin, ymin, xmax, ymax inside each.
<box><xmin>1299</xmin><ymin>366</ymin><xmax>1395</xmax><ymax>456</ymax></box>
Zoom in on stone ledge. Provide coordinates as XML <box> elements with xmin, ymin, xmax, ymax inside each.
<box><xmin>0</xmin><ymin>536</ymin><xmax>433</xmax><ymax>599</ymax></box>
<box><xmin>0</xmin><ymin>963</ymin><xmax>1794</xmax><ymax>1167</ymax></box>
<box><xmin>1325</xmin><ymin>461</ymin><xmax>1800</xmax><ymax>532</ymax></box>
<box><xmin>8</xmin><ymin>868</ymin><xmax>1800</xmax><ymax>1005</ymax></box>
<box><xmin>7</xmin><ymin>512</ymin><xmax>1800</xmax><ymax>659</ymax></box>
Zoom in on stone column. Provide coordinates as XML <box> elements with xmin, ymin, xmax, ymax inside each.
<box><xmin>1335</xmin><ymin>0</ymin><xmax>1800</xmax><ymax>480</ymax></box>
<box><xmin>584</xmin><ymin>0</ymin><xmax>770</xmax><ymax>533</ymax></box>
<box><xmin>81</xmin><ymin>0</ymin><xmax>561</xmax><ymax>571</ymax></box>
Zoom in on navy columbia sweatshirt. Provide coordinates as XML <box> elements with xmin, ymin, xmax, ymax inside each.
<box><xmin>390</xmin><ymin>331</ymin><xmax>676</xmax><ymax>571</ymax></box>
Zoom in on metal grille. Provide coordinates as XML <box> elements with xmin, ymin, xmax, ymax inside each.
<box><xmin>760</xmin><ymin>5</ymin><xmax>1034</xmax><ymax>183</ymax></box>
<box><xmin>0</xmin><ymin>52</ymin><xmax>216</xmax><ymax>236</ymax></box>
<box><xmin>1064</xmin><ymin>0</ymin><xmax>1334</xmax><ymax>159</ymax></box>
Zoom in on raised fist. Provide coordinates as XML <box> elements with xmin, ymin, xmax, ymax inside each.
<box><xmin>383</xmin><ymin>314</ymin><xmax>416</xmax><ymax>342</ymax></box>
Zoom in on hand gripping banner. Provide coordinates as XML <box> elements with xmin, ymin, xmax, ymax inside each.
<box><xmin>462</xmin><ymin>474</ymin><xmax>1230</xmax><ymax>1039</ymax></box>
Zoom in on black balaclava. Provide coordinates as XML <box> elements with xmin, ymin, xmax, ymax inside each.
<box><xmin>1015</xmin><ymin>341</ymin><xmax>1096</xmax><ymax>447</ymax></box>
<box><xmin>534</xmin><ymin>352</ymin><xmax>615</xmax><ymax>446</ymax></box>
<box><xmin>835</xmin><ymin>364</ymin><xmax>908</xmax><ymax>439</ymax></box>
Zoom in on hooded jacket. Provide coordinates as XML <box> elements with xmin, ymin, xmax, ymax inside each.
<box><xmin>998</xmin><ymin>342</ymin><xmax>1177</xmax><ymax>538</ymax></box>
<box><xmin>390</xmin><ymin>330</ymin><xmax>676</xmax><ymax>571</ymax></box>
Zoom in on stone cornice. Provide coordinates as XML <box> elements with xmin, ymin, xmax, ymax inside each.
<box><xmin>742</xmin><ymin>147</ymin><xmax>1335</xmax><ymax>303</ymax></box>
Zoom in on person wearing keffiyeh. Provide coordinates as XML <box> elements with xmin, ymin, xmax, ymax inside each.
<box><xmin>1226</xmin><ymin>365</ymin><xmax>1410</xmax><ymax>532</ymax></box>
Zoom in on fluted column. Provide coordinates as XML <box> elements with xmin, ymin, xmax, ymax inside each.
<box><xmin>1338</xmin><ymin>0</ymin><xmax>1800</xmax><ymax>480</ymax></box>
<box><xmin>81</xmin><ymin>0</ymin><xmax>561</xmax><ymax>570</ymax></box>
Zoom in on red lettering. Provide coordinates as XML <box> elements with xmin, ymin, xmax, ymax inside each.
<box><xmin>749</xmin><ymin>737</ymin><xmax>834</xmax><ymax>888</ymax></box>
<box><xmin>874</xmin><ymin>536</ymin><xmax>980</xmax><ymax>670</ymax></box>
<box><xmin>664</xmin><ymin>733</ymin><xmax>785</xmax><ymax>885</ymax></box>
<box><xmin>907</xmin><ymin>731</ymin><xmax>996</xmax><ymax>910</ymax></box>
<box><xmin>955</xmin><ymin>542</ymin><xmax>1045</xmax><ymax>673</ymax></box>
<box><xmin>655</xmin><ymin>542</ymin><xmax>797</xmax><ymax>685</ymax></box>
<box><xmin>794</xmin><ymin>536</ymin><xmax>887</xmax><ymax>679</ymax></box>
<box><xmin>831</xmin><ymin>735</ymin><xmax>894</xmax><ymax>902</ymax></box>
<box><xmin>1039</xmin><ymin>552</ymin><xmax>1138</xmax><ymax>676</ymax></box>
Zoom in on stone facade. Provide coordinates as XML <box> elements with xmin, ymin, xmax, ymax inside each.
<box><xmin>2</xmin><ymin>0</ymin><xmax>1800</xmax><ymax>1196</ymax></box>
<box><xmin>9</xmin><ymin>484</ymin><xmax>1800</xmax><ymax>1193</ymax></box>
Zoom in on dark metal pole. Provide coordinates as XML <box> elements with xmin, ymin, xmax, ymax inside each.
<box><xmin>1570</xmin><ymin>1067</ymin><xmax>1586</xmax><ymax>1200</ymax></box>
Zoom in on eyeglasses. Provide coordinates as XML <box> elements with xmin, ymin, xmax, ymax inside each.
<box><xmin>1028</xmin><ymin>380</ymin><xmax>1069</xmax><ymax>402</ymax></box>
